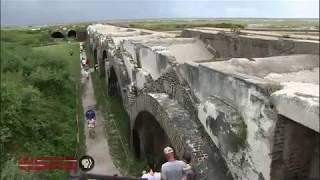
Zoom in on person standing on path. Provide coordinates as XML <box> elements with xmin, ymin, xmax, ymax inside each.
<box><xmin>161</xmin><ymin>147</ymin><xmax>186</xmax><ymax>180</ymax></box>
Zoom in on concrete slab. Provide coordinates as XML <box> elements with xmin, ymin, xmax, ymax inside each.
<box><xmin>271</xmin><ymin>82</ymin><xmax>319</xmax><ymax>133</ymax></box>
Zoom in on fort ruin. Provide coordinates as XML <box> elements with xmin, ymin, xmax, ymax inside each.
<box><xmin>87</xmin><ymin>24</ymin><xmax>319</xmax><ymax>180</ymax></box>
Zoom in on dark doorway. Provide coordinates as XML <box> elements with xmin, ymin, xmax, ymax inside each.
<box><xmin>67</xmin><ymin>30</ymin><xmax>77</xmax><ymax>38</ymax></box>
<box><xmin>133</xmin><ymin>111</ymin><xmax>171</xmax><ymax>169</ymax></box>
<box><xmin>99</xmin><ymin>50</ymin><xmax>107</xmax><ymax>77</ymax></box>
<box><xmin>132</xmin><ymin>130</ymin><xmax>141</xmax><ymax>158</ymax></box>
<box><xmin>108</xmin><ymin>67</ymin><xmax>121</xmax><ymax>97</ymax></box>
<box><xmin>51</xmin><ymin>31</ymin><xmax>64</xmax><ymax>38</ymax></box>
<box><xmin>93</xmin><ymin>48</ymin><xmax>97</xmax><ymax>66</ymax></box>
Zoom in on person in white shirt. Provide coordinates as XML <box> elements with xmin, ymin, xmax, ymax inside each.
<box><xmin>142</xmin><ymin>163</ymin><xmax>161</xmax><ymax>180</ymax></box>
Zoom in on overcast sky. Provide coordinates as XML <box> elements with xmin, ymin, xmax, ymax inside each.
<box><xmin>1</xmin><ymin>0</ymin><xmax>319</xmax><ymax>27</ymax></box>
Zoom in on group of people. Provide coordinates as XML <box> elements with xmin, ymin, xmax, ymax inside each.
<box><xmin>141</xmin><ymin>146</ymin><xmax>196</xmax><ymax>180</ymax></box>
<box><xmin>80</xmin><ymin>45</ymin><xmax>90</xmax><ymax>80</ymax></box>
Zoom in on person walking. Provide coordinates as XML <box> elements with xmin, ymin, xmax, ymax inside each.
<box><xmin>142</xmin><ymin>163</ymin><xmax>161</xmax><ymax>180</ymax></box>
<box><xmin>182</xmin><ymin>153</ymin><xmax>196</xmax><ymax>180</ymax></box>
<box><xmin>161</xmin><ymin>146</ymin><xmax>186</xmax><ymax>180</ymax></box>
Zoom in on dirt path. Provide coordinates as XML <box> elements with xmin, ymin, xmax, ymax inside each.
<box><xmin>80</xmin><ymin>43</ymin><xmax>119</xmax><ymax>176</ymax></box>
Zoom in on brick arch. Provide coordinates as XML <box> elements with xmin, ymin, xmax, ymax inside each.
<box><xmin>106</xmin><ymin>63</ymin><xmax>130</xmax><ymax>108</ymax></box>
<box><xmin>51</xmin><ymin>31</ymin><xmax>64</xmax><ymax>38</ymax></box>
<box><xmin>67</xmin><ymin>29</ymin><xmax>76</xmax><ymax>38</ymax></box>
<box><xmin>96</xmin><ymin>49</ymin><xmax>107</xmax><ymax>77</ymax></box>
<box><xmin>130</xmin><ymin>93</ymin><xmax>233</xmax><ymax>180</ymax></box>
<box><xmin>132</xmin><ymin>110</ymin><xmax>171</xmax><ymax>167</ymax></box>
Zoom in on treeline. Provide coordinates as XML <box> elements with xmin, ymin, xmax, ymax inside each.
<box><xmin>1</xmin><ymin>30</ymin><xmax>78</xmax><ymax>179</ymax></box>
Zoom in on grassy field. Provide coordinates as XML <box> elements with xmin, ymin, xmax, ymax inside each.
<box><xmin>1</xmin><ymin>28</ymin><xmax>84</xmax><ymax>179</ymax></box>
<box><xmin>122</xmin><ymin>19</ymin><xmax>319</xmax><ymax>31</ymax></box>
<box><xmin>33</xmin><ymin>42</ymin><xmax>86</xmax><ymax>158</ymax></box>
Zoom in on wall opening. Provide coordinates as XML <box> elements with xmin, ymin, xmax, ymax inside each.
<box><xmin>93</xmin><ymin>48</ymin><xmax>97</xmax><ymax>66</ymax></box>
<box><xmin>51</xmin><ymin>31</ymin><xmax>64</xmax><ymax>38</ymax></box>
<box><xmin>108</xmin><ymin>67</ymin><xmax>121</xmax><ymax>98</ymax></box>
<box><xmin>133</xmin><ymin>111</ymin><xmax>172</xmax><ymax>170</ymax></box>
<box><xmin>99</xmin><ymin>50</ymin><xmax>107</xmax><ymax>77</ymax></box>
<box><xmin>67</xmin><ymin>30</ymin><xmax>77</xmax><ymax>38</ymax></box>
<box><xmin>132</xmin><ymin>129</ymin><xmax>141</xmax><ymax>158</ymax></box>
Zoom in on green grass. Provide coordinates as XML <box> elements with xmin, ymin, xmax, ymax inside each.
<box><xmin>125</xmin><ymin>19</ymin><xmax>319</xmax><ymax>31</ymax></box>
<box><xmin>33</xmin><ymin>42</ymin><xmax>85</xmax><ymax>158</ymax></box>
<box><xmin>128</xmin><ymin>21</ymin><xmax>246</xmax><ymax>31</ymax></box>
<box><xmin>1</xmin><ymin>28</ymin><xmax>84</xmax><ymax>179</ymax></box>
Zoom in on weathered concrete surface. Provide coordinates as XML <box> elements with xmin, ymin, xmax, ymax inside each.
<box><xmin>193</xmin><ymin>27</ymin><xmax>320</xmax><ymax>41</ymax></box>
<box><xmin>271</xmin><ymin>82</ymin><xmax>319</xmax><ymax>132</ymax></box>
<box><xmin>182</xmin><ymin>28</ymin><xmax>320</xmax><ymax>57</ymax></box>
<box><xmin>87</xmin><ymin>24</ymin><xmax>319</xmax><ymax>180</ymax></box>
<box><xmin>198</xmin><ymin>54</ymin><xmax>319</xmax><ymax>132</ymax></box>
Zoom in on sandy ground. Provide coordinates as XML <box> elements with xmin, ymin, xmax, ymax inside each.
<box><xmin>80</xmin><ymin>43</ymin><xmax>119</xmax><ymax>176</ymax></box>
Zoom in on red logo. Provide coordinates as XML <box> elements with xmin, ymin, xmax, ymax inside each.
<box><xmin>18</xmin><ymin>156</ymin><xmax>77</xmax><ymax>173</ymax></box>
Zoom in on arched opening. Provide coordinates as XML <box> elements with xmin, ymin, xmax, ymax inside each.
<box><xmin>133</xmin><ymin>111</ymin><xmax>172</xmax><ymax>169</ymax></box>
<box><xmin>132</xmin><ymin>130</ymin><xmax>141</xmax><ymax>158</ymax></box>
<box><xmin>51</xmin><ymin>31</ymin><xmax>64</xmax><ymax>38</ymax></box>
<box><xmin>99</xmin><ymin>50</ymin><xmax>107</xmax><ymax>77</ymax></box>
<box><xmin>93</xmin><ymin>48</ymin><xmax>97</xmax><ymax>66</ymax></box>
<box><xmin>67</xmin><ymin>30</ymin><xmax>77</xmax><ymax>38</ymax></box>
<box><xmin>108</xmin><ymin>67</ymin><xmax>121</xmax><ymax>98</ymax></box>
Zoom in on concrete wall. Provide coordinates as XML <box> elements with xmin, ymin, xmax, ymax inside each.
<box><xmin>88</xmin><ymin>25</ymin><xmax>319</xmax><ymax>180</ymax></box>
<box><xmin>182</xmin><ymin>29</ymin><xmax>320</xmax><ymax>57</ymax></box>
<box><xmin>178</xmin><ymin>63</ymin><xmax>278</xmax><ymax>180</ymax></box>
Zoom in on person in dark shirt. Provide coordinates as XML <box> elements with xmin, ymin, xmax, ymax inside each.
<box><xmin>85</xmin><ymin>109</ymin><xmax>96</xmax><ymax>124</ymax></box>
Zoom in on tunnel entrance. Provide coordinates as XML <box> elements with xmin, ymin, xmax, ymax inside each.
<box><xmin>132</xmin><ymin>130</ymin><xmax>141</xmax><ymax>158</ymax></box>
<box><xmin>67</xmin><ymin>30</ymin><xmax>77</xmax><ymax>38</ymax></box>
<box><xmin>133</xmin><ymin>111</ymin><xmax>172</xmax><ymax>169</ymax></box>
<box><xmin>108</xmin><ymin>67</ymin><xmax>121</xmax><ymax>97</ymax></box>
<box><xmin>51</xmin><ymin>31</ymin><xmax>64</xmax><ymax>38</ymax></box>
<box><xmin>100</xmin><ymin>50</ymin><xmax>107</xmax><ymax>77</ymax></box>
<box><xmin>93</xmin><ymin>48</ymin><xmax>97</xmax><ymax>66</ymax></box>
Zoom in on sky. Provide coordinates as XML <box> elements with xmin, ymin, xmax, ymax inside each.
<box><xmin>1</xmin><ymin>0</ymin><xmax>319</xmax><ymax>27</ymax></box>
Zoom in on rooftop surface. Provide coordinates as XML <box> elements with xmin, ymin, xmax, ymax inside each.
<box><xmin>135</xmin><ymin>38</ymin><xmax>214</xmax><ymax>63</ymax></box>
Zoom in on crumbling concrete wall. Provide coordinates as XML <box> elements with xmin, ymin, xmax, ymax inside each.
<box><xmin>87</xmin><ymin>24</ymin><xmax>319</xmax><ymax>180</ymax></box>
<box><xmin>178</xmin><ymin>63</ymin><xmax>279</xmax><ymax>180</ymax></box>
<box><xmin>182</xmin><ymin>29</ymin><xmax>320</xmax><ymax>57</ymax></box>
